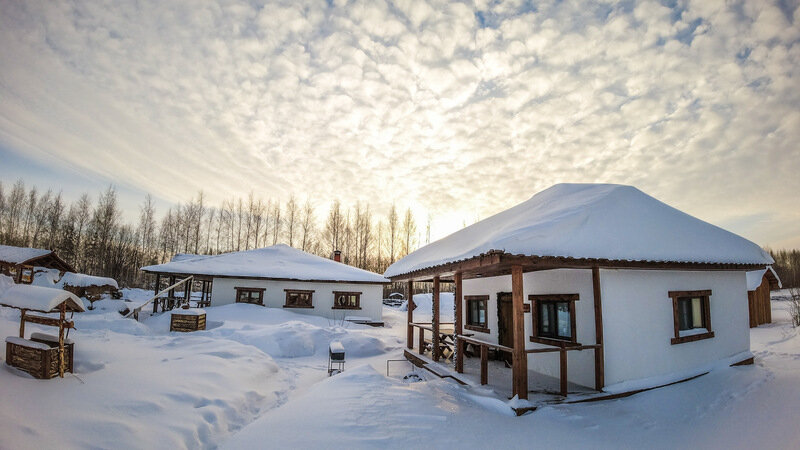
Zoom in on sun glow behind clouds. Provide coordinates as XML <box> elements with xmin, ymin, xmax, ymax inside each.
<box><xmin>0</xmin><ymin>0</ymin><xmax>798</xmax><ymax>247</ymax></box>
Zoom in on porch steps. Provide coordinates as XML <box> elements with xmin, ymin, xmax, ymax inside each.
<box><xmin>403</xmin><ymin>349</ymin><xmax>467</xmax><ymax>385</ymax></box>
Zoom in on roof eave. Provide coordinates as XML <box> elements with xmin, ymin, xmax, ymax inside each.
<box><xmin>387</xmin><ymin>252</ymin><xmax>770</xmax><ymax>282</ymax></box>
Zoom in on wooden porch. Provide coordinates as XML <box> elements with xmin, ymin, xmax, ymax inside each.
<box><xmin>397</xmin><ymin>255</ymin><xmax>610</xmax><ymax>400</ymax></box>
<box><xmin>150</xmin><ymin>273</ymin><xmax>213</xmax><ymax>313</ymax></box>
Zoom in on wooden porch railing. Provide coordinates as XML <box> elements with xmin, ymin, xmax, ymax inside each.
<box><xmin>526</xmin><ymin>344</ymin><xmax>601</xmax><ymax>396</ymax></box>
<box><xmin>455</xmin><ymin>333</ymin><xmax>600</xmax><ymax>396</ymax></box>
<box><xmin>125</xmin><ymin>276</ymin><xmax>193</xmax><ymax>321</ymax></box>
<box><xmin>456</xmin><ymin>335</ymin><xmax>513</xmax><ymax>385</ymax></box>
<box><xmin>409</xmin><ymin>322</ymin><xmax>455</xmax><ymax>359</ymax></box>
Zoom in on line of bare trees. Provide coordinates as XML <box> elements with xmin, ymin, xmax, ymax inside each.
<box><xmin>769</xmin><ymin>249</ymin><xmax>800</xmax><ymax>289</ymax></box>
<box><xmin>0</xmin><ymin>179</ymin><xmax>425</xmax><ymax>287</ymax></box>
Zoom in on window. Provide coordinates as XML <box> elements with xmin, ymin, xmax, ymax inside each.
<box><xmin>530</xmin><ymin>294</ymin><xmax>579</xmax><ymax>346</ymax></box>
<box><xmin>19</xmin><ymin>265</ymin><xmax>34</xmax><ymax>284</ymax></box>
<box><xmin>669</xmin><ymin>290</ymin><xmax>714</xmax><ymax>344</ymax></box>
<box><xmin>465</xmin><ymin>295</ymin><xmax>489</xmax><ymax>333</ymax></box>
<box><xmin>333</xmin><ymin>292</ymin><xmax>361</xmax><ymax>309</ymax></box>
<box><xmin>284</xmin><ymin>289</ymin><xmax>314</xmax><ymax>308</ymax></box>
<box><xmin>235</xmin><ymin>287</ymin><xmax>264</xmax><ymax>305</ymax></box>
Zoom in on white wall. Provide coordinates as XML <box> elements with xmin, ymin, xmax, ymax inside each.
<box><xmin>461</xmin><ymin>268</ymin><xmax>751</xmax><ymax>389</ymax></box>
<box><xmin>601</xmin><ymin>269</ymin><xmax>750</xmax><ymax>386</ymax></box>
<box><xmin>210</xmin><ymin>278</ymin><xmax>384</xmax><ymax>322</ymax></box>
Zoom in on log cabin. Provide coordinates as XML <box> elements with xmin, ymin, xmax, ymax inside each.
<box><xmin>0</xmin><ymin>245</ymin><xmax>75</xmax><ymax>284</ymax></box>
<box><xmin>385</xmin><ymin>184</ymin><xmax>772</xmax><ymax>400</ymax></box>
<box><xmin>141</xmin><ymin>244</ymin><xmax>389</xmax><ymax>324</ymax></box>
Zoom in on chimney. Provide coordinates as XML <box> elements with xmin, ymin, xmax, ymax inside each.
<box><xmin>333</xmin><ymin>250</ymin><xmax>341</xmax><ymax>262</ymax></box>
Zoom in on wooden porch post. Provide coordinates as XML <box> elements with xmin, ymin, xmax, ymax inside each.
<box><xmin>559</xmin><ymin>348</ymin><xmax>568</xmax><ymax>396</ymax></box>
<box><xmin>153</xmin><ymin>274</ymin><xmax>161</xmax><ymax>314</ymax></box>
<box><xmin>454</xmin><ymin>272</ymin><xmax>464</xmax><ymax>373</ymax></box>
<box><xmin>19</xmin><ymin>309</ymin><xmax>26</xmax><ymax>338</ymax></box>
<box><xmin>592</xmin><ymin>266</ymin><xmax>605</xmax><ymax>391</ymax></box>
<box><xmin>407</xmin><ymin>280</ymin><xmax>414</xmax><ymax>349</ymax></box>
<box><xmin>169</xmin><ymin>275</ymin><xmax>176</xmax><ymax>297</ymax></box>
<box><xmin>432</xmin><ymin>275</ymin><xmax>440</xmax><ymax>362</ymax></box>
<box><xmin>480</xmin><ymin>344</ymin><xmax>488</xmax><ymax>385</ymax></box>
<box><xmin>58</xmin><ymin>303</ymin><xmax>66</xmax><ymax>378</ymax></box>
<box><xmin>419</xmin><ymin>327</ymin><xmax>425</xmax><ymax>355</ymax></box>
<box><xmin>511</xmin><ymin>265</ymin><xmax>528</xmax><ymax>399</ymax></box>
<box><xmin>186</xmin><ymin>278</ymin><xmax>193</xmax><ymax>306</ymax></box>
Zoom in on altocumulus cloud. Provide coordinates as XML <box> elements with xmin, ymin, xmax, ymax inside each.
<box><xmin>0</xmin><ymin>0</ymin><xmax>798</xmax><ymax>246</ymax></box>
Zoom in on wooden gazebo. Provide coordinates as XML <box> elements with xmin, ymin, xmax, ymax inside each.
<box><xmin>0</xmin><ymin>244</ymin><xmax>75</xmax><ymax>284</ymax></box>
<box><xmin>1</xmin><ymin>284</ymin><xmax>85</xmax><ymax>378</ymax></box>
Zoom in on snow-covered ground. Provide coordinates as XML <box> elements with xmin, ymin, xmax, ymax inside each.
<box><xmin>1</xmin><ymin>287</ymin><xmax>799</xmax><ymax>449</ymax></box>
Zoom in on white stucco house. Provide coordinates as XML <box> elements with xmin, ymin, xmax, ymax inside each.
<box><xmin>385</xmin><ymin>183</ymin><xmax>773</xmax><ymax>399</ymax></box>
<box><xmin>142</xmin><ymin>245</ymin><xmax>389</xmax><ymax>324</ymax></box>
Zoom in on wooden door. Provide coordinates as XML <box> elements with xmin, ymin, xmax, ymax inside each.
<box><xmin>497</xmin><ymin>293</ymin><xmax>514</xmax><ymax>363</ymax></box>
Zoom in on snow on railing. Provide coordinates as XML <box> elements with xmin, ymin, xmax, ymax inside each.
<box><xmin>126</xmin><ymin>276</ymin><xmax>193</xmax><ymax>321</ymax></box>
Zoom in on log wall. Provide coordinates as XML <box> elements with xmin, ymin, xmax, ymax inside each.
<box><xmin>170</xmin><ymin>313</ymin><xmax>207</xmax><ymax>332</ymax></box>
<box><xmin>748</xmin><ymin>276</ymin><xmax>772</xmax><ymax>328</ymax></box>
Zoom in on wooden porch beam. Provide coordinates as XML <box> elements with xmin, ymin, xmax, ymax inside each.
<box><xmin>511</xmin><ymin>264</ymin><xmax>528</xmax><ymax>400</ymax></box>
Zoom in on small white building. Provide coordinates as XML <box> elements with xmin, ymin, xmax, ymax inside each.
<box><xmin>142</xmin><ymin>245</ymin><xmax>389</xmax><ymax>324</ymax></box>
<box><xmin>385</xmin><ymin>184</ymin><xmax>773</xmax><ymax>399</ymax></box>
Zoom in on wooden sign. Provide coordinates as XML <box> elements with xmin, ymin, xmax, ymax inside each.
<box><xmin>523</xmin><ymin>303</ymin><xmax>531</xmax><ymax>313</ymax></box>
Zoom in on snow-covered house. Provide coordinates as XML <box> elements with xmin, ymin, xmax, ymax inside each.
<box><xmin>0</xmin><ymin>245</ymin><xmax>75</xmax><ymax>284</ymax></box>
<box><xmin>142</xmin><ymin>244</ymin><xmax>389</xmax><ymax>323</ymax></box>
<box><xmin>385</xmin><ymin>184</ymin><xmax>772</xmax><ymax>399</ymax></box>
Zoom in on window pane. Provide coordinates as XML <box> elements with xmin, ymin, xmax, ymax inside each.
<box><xmin>557</xmin><ymin>303</ymin><xmax>571</xmax><ymax>338</ymax></box>
<box><xmin>678</xmin><ymin>299</ymin><xmax>691</xmax><ymax>330</ymax></box>
<box><xmin>478</xmin><ymin>304</ymin><xmax>485</xmax><ymax>324</ymax></box>
<box><xmin>539</xmin><ymin>303</ymin><xmax>551</xmax><ymax>335</ymax></box>
<box><xmin>691</xmin><ymin>297</ymin><xmax>703</xmax><ymax>328</ymax></box>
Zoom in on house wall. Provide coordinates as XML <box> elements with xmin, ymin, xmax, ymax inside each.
<box><xmin>600</xmin><ymin>269</ymin><xmax>749</xmax><ymax>387</ymax></box>
<box><xmin>461</xmin><ymin>268</ymin><xmax>750</xmax><ymax>389</ymax></box>
<box><xmin>210</xmin><ymin>277</ymin><xmax>384</xmax><ymax>322</ymax></box>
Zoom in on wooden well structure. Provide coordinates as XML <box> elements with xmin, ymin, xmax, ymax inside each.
<box><xmin>1</xmin><ymin>284</ymin><xmax>84</xmax><ymax>379</ymax></box>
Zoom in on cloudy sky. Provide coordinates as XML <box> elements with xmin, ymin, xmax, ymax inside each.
<box><xmin>0</xmin><ymin>0</ymin><xmax>798</xmax><ymax>247</ymax></box>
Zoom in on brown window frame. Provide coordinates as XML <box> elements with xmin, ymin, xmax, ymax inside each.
<box><xmin>332</xmin><ymin>291</ymin><xmax>361</xmax><ymax>310</ymax></box>
<box><xmin>464</xmin><ymin>295</ymin><xmax>490</xmax><ymax>333</ymax></box>
<box><xmin>669</xmin><ymin>290</ymin><xmax>714</xmax><ymax>345</ymax></box>
<box><xmin>234</xmin><ymin>287</ymin><xmax>265</xmax><ymax>305</ymax></box>
<box><xmin>529</xmin><ymin>294</ymin><xmax>579</xmax><ymax>347</ymax></box>
<box><xmin>284</xmin><ymin>289</ymin><xmax>314</xmax><ymax>308</ymax></box>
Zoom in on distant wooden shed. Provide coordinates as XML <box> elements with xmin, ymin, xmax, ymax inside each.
<box><xmin>747</xmin><ymin>267</ymin><xmax>781</xmax><ymax>328</ymax></box>
<box><xmin>0</xmin><ymin>245</ymin><xmax>75</xmax><ymax>284</ymax></box>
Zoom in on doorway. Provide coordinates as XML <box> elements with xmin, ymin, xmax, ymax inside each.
<box><xmin>497</xmin><ymin>292</ymin><xmax>514</xmax><ymax>364</ymax></box>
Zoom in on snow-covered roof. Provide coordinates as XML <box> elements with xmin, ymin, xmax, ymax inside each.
<box><xmin>142</xmin><ymin>244</ymin><xmax>389</xmax><ymax>284</ymax></box>
<box><xmin>0</xmin><ymin>244</ymin><xmax>52</xmax><ymax>265</ymax></box>
<box><xmin>59</xmin><ymin>272</ymin><xmax>119</xmax><ymax>289</ymax></box>
<box><xmin>385</xmin><ymin>184</ymin><xmax>773</xmax><ymax>278</ymax></box>
<box><xmin>746</xmin><ymin>266</ymin><xmax>782</xmax><ymax>291</ymax></box>
<box><xmin>0</xmin><ymin>284</ymin><xmax>85</xmax><ymax>313</ymax></box>
<box><xmin>170</xmin><ymin>253</ymin><xmax>209</xmax><ymax>263</ymax></box>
